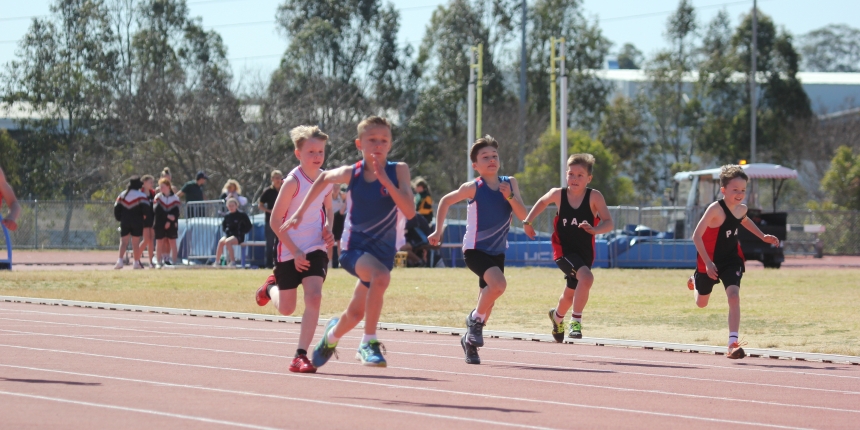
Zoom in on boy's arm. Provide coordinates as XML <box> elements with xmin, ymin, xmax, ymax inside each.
<box><xmin>692</xmin><ymin>204</ymin><xmax>720</xmax><ymax>280</ymax></box>
<box><xmin>581</xmin><ymin>190</ymin><xmax>614</xmax><ymax>235</ymax></box>
<box><xmin>322</xmin><ymin>188</ymin><xmax>335</xmax><ymax>247</ymax></box>
<box><xmin>283</xmin><ymin>165</ymin><xmax>353</xmax><ymax>230</ymax></box>
<box><xmin>523</xmin><ymin>188</ymin><xmax>562</xmax><ymax>239</ymax></box>
<box><xmin>501</xmin><ymin>177</ymin><xmax>529</xmax><ymax>221</ymax></box>
<box><xmin>0</xmin><ymin>168</ymin><xmax>20</xmax><ymax>230</ymax></box>
<box><xmin>428</xmin><ymin>183</ymin><xmax>476</xmax><ymax>246</ymax></box>
<box><xmin>374</xmin><ymin>159</ymin><xmax>415</xmax><ymax>219</ymax></box>
<box><xmin>269</xmin><ymin>177</ymin><xmax>303</xmax><ymax>256</ymax></box>
<box><xmin>740</xmin><ymin>214</ymin><xmax>780</xmax><ymax>246</ymax></box>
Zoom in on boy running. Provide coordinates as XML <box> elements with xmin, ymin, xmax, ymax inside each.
<box><xmin>522</xmin><ymin>154</ymin><xmax>614</xmax><ymax>342</ymax></box>
<box><xmin>255</xmin><ymin>125</ymin><xmax>334</xmax><ymax>373</ymax></box>
<box><xmin>0</xmin><ymin>167</ymin><xmax>20</xmax><ymax>231</ymax></box>
<box><xmin>428</xmin><ymin>136</ymin><xmax>528</xmax><ymax>364</ymax></box>
<box><xmin>283</xmin><ymin>116</ymin><xmax>416</xmax><ymax>369</ymax></box>
<box><xmin>688</xmin><ymin>165</ymin><xmax>779</xmax><ymax>359</ymax></box>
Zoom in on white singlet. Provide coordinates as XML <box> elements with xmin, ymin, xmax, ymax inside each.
<box><xmin>277</xmin><ymin>166</ymin><xmax>332</xmax><ymax>263</ymax></box>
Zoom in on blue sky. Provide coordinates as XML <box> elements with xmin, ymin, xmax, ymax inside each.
<box><xmin>2</xmin><ymin>0</ymin><xmax>858</xmax><ymax>86</ymax></box>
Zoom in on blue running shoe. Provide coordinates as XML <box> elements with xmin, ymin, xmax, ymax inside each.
<box><xmin>311</xmin><ymin>317</ymin><xmax>340</xmax><ymax>368</ymax></box>
<box><xmin>356</xmin><ymin>340</ymin><xmax>387</xmax><ymax>367</ymax></box>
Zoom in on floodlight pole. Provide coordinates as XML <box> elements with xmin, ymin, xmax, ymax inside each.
<box><xmin>518</xmin><ymin>0</ymin><xmax>527</xmax><ymax>172</ymax></box>
<box><xmin>559</xmin><ymin>38</ymin><xmax>568</xmax><ymax>189</ymax></box>
<box><xmin>468</xmin><ymin>47</ymin><xmax>477</xmax><ymax>182</ymax></box>
<box><xmin>750</xmin><ymin>0</ymin><xmax>758</xmax><ymax>207</ymax></box>
<box><xmin>550</xmin><ymin>37</ymin><xmax>557</xmax><ymax>133</ymax></box>
<box><xmin>476</xmin><ymin>43</ymin><xmax>484</xmax><ymax>140</ymax></box>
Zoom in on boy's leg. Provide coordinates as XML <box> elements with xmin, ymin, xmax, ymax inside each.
<box><xmin>272</xmin><ymin>288</ymin><xmax>298</xmax><ymax>316</ymax></box>
<box><xmin>332</xmin><ymin>279</ymin><xmax>369</xmax><ymax>339</ymax></box>
<box><xmin>475</xmin><ymin>267</ymin><xmax>506</xmax><ymax>322</ymax></box>
<box><xmin>297</xmin><ymin>277</ymin><xmax>324</xmax><ymax>351</ymax></box>
<box><xmin>726</xmin><ymin>284</ymin><xmax>741</xmax><ymax>341</ymax></box>
<box><xmin>555</xmin><ymin>286</ymin><xmax>575</xmax><ymax>318</ymax></box>
<box><xmin>572</xmin><ymin>267</ymin><xmax>594</xmax><ymax>315</ymax></box>
<box><xmin>352</xmin><ymin>253</ymin><xmax>390</xmax><ymax>337</ymax></box>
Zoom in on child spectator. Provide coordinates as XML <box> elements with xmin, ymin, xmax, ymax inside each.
<box><xmin>141</xmin><ymin>175</ymin><xmax>157</xmax><ymax>268</ymax></box>
<box><xmin>154</xmin><ymin>178</ymin><xmax>180</xmax><ymax>266</ymax></box>
<box><xmin>220</xmin><ymin>179</ymin><xmax>248</xmax><ymax>207</ymax></box>
<box><xmin>114</xmin><ymin>176</ymin><xmax>149</xmax><ymax>270</ymax></box>
<box><xmin>258</xmin><ymin>170</ymin><xmax>283</xmax><ymax>269</ymax></box>
<box><xmin>213</xmin><ymin>198</ymin><xmax>252</xmax><ymax>267</ymax></box>
<box><xmin>413</xmin><ymin>177</ymin><xmax>434</xmax><ymax>224</ymax></box>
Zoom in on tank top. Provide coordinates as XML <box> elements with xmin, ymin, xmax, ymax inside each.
<box><xmin>277</xmin><ymin>166</ymin><xmax>332</xmax><ymax>262</ymax></box>
<box><xmin>551</xmin><ymin>188</ymin><xmax>600</xmax><ymax>262</ymax></box>
<box><xmin>340</xmin><ymin>160</ymin><xmax>406</xmax><ymax>261</ymax></box>
<box><xmin>463</xmin><ymin>176</ymin><xmax>513</xmax><ymax>255</ymax></box>
<box><xmin>697</xmin><ymin>199</ymin><xmax>745</xmax><ymax>271</ymax></box>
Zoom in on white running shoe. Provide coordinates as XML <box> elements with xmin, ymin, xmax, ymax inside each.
<box><xmin>227</xmin><ymin>261</ymin><xmax>237</xmax><ymax>268</ymax></box>
<box><xmin>133</xmin><ymin>261</ymin><xmax>144</xmax><ymax>270</ymax></box>
<box><xmin>114</xmin><ymin>258</ymin><xmax>124</xmax><ymax>270</ymax></box>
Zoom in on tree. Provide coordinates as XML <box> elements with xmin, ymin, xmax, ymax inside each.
<box><xmin>617</xmin><ymin>43</ymin><xmax>643</xmax><ymax>69</ymax></box>
<box><xmin>517</xmin><ymin>128</ymin><xmax>633</xmax><ymax>205</ymax></box>
<box><xmin>800</xmin><ymin>24</ymin><xmax>860</xmax><ymax>72</ymax></box>
<box><xmin>0</xmin><ymin>130</ymin><xmax>21</xmax><ymax>191</ymax></box>
<box><xmin>821</xmin><ymin>146</ymin><xmax>860</xmax><ymax>210</ymax></box>
<box><xmin>598</xmin><ymin>95</ymin><xmax>661</xmax><ymax>203</ymax></box>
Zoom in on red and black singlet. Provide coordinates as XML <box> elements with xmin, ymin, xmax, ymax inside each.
<box><xmin>697</xmin><ymin>199</ymin><xmax>745</xmax><ymax>272</ymax></box>
<box><xmin>551</xmin><ymin>187</ymin><xmax>600</xmax><ymax>262</ymax></box>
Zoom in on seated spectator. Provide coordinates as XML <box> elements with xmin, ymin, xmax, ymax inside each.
<box><xmin>213</xmin><ymin>198</ymin><xmax>252</xmax><ymax>267</ymax></box>
<box><xmin>400</xmin><ymin>215</ymin><xmax>435</xmax><ymax>267</ymax></box>
<box><xmin>220</xmin><ymin>179</ymin><xmax>248</xmax><ymax>207</ymax></box>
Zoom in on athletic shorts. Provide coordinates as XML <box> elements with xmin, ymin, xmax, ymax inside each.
<box><xmin>273</xmin><ymin>250</ymin><xmax>329</xmax><ymax>290</ymax></box>
<box><xmin>555</xmin><ymin>253</ymin><xmax>591</xmax><ymax>289</ymax></box>
<box><xmin>340</xmin><ymin>247</ymin><xmax>394</xmax><ymax>286</ymax></box>
<box><xmin>155</xmin><ymin>226</ymin><xmax>178</xmax><ymax>240</ymax></box>
<box><xmin>120</xmin><ymin>224</ymin><xmax>144</xmax><ymax>238</ymax></box>
<box><xmin>692</xmin><ymin>260</ymin><xmax>744</xmax><ymax>296</ymax></box>
<box><xmin>464</xmin><ymin>249</ymin><xmax>505</xmax><ymax>289</ymax></box>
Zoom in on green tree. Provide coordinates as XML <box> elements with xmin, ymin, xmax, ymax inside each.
<box><xmin>516</xmin><ymin>128</ymin><xmax>633</xmax><ymax>205</ymax></box>
<box><xmin>800</xmin><ymin>24</ymin><xmax>860</xmax><ymax>73</ymax></box>
<box><xmin>617</xmin><ymin>43</ymin><xmax>643</xmax><ymax>69</ymax></box>
<box><xmin>0</xmin><ymin>130</ymin><xmax>21</xmax><ymax>191</ymax></box>
<box><xmin>821</xmin><ymin>146</ymin><xmax>860</xmax><ymax>210</ymax></box>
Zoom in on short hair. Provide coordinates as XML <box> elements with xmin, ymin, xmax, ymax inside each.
<box><xmin>720</xmin><ymin>165</ymin><xmax>749</xmax><ymax>187</ymax></box>
<box><xmin>357</xmin><ymin>116</ymin><xmax>392</xmax><ymax>138</ymax></box>
<box><xmin>271</xmin><ymin>169</ymin><xmax>283</xmax><ymax>179</ymax></box>
<box><xmin>412</xmin><ymin>177</ymin><xmax>429</xmax><ymax>193</ymax></box>
<box><xmin>158</xmin><ymin>178</ymin><xmax>172</xmax><ymax>188</ymax></box>
<box><xmin>567</xmin><ymin>153</ymin><xmax>595</xmax><ymax>174</ymax></box>
<box><xmin>222</xmin><ymin>179</ymin><xmax>242</xmax><ymax>195</ymax></box>
<box><xmin>290</xmin><ymin>125</ymin><xmax>329</xmax><ymax>150</ymax></box>
<box><xmin>469</xmin><ymin>135</ymin><xmax>499</xmax><ymax>163</ymax></box>
<box><xmin>141</xmin><ymin>174</ymin><xmax>154</xmax><ymax>183</ymax></box>
<box><xmin>226</xmin><ymin>197</ymin><xmax>239</xmax><ymax>207</ymax></box>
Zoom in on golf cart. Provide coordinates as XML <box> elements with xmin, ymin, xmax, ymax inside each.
<box><xmin>673</xmin><ymin>163</ymin><xmax>798</xmax><ymax>269</ymax></box>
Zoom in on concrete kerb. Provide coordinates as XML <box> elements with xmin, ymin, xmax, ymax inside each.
<box><xmin>1</xmin><ymin>295</ymin><xmax>857</xmax><ymax>365</ymax></box>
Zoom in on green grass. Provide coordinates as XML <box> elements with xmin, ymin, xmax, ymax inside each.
<box><xmin>1</xmin><ymin>267</ymin><xmax>858</xmax><ymax>356</ymax></box>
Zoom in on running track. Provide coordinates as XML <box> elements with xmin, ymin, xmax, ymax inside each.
<box><xmin>0</xmin><ymin>302</ymin><xmax>857</xmax><ymax>429</ymax></box>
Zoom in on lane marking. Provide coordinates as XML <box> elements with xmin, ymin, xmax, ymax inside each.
<box><xmin>0</xmin><ymin>389</ymin><xmax>280</xmax><ymax>429</ymax></box>
<box><xmin>0</xmin><ymin>343</ymin><xmax>819</xmax><ymax>429</ymax></box>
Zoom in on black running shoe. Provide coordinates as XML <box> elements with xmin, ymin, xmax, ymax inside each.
<box><xmin>548</xmin><ymin>308</ymin><xmax>565</xmax><ymax>343</ymax></box>
<box><xmin>461</xmin><ymin>334</ymin><xmax>481</xmax><ymax>365</ymax></box>
<box><xmin>465</xmin><ymin>313</ymin><xmax>485</xmax><ymax>347</ymax></box>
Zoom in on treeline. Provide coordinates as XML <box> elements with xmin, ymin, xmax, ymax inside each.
<box><xmin>1</xmin><ymin>0</ymin><xmax>860</xmax><ymax>208</ymax></box>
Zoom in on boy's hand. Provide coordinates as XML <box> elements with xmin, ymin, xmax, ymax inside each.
<box><xmin>322</xmin><ymin>229</ymin><xmax>335</xmax><ymax>247</ymax></box>
<box><xmin>1</xmin><ymin>219</ymin><xmax>17</xmax><ymax>231</ymax></box>
<box><xmin>164</xmin><ymin>222</ymin><xmax>170</xmax><ymax>230</ymax></box>
<box><xmin>705</xmin><ymin>261</ymin><xmax>719</xmax><ymax>280</ymax></box>
<box><xmin>167</xmin><ymin>215</ymin><xmax>175</xmax><ymax>221</ymax></box>
<box><xmin>294</xmin><ymin>251</ymin><xmax>309</xmax><ymax>272</ymax></box>
<box><xmin>371</xmin><ymin>155</ymin><xmax>394</xmax><ymax>190</ymax></box>
<box><xmin>281</xmin><ymin>215</ymin><xmax>302</xmax><ymax>232</ymax></box>
<box><xmin>762</xmin><ymin>234</ymin><xmax>780</xmax><ymax>246</ymax></box>
<box><xmin>524</xmin><ymin>223</ymin><xmax>536</xmax><ymax>240</ymax></box>
<box><xmin>499</xmin><ymin>181</ymin><xmax>513</xmax><ymax>200</ymax></box>
<box><xmin>428</xmin><ymin>230</ymin><xmax>442</xmax><ymax>246</ymax></box>
<box><xmin>579</xmin><ymin>221</ymin><xmax>596</xmax><ymax>235</ymax></box>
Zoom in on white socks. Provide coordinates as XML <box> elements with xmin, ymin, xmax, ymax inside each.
<box><xmin>361</xmin><ymin>334</ymin><xmax>377</xmax><ymax>344</ymax></box>
<box><xmin>729</xmin><ymin>332</ymin><xmax>739</xmax><ymax>348</ymax></box>
<box><xmin>326</xmin><ymin>329</ymin><xmax>341</xmax><ymax>345</ymax></box>
<box><xmin>572</xmin><ymin>313</ymin><xmax>582</xmax><ymax>323</ymax></box>
<box><xmin>471</xmin><ymin>310</ymin><xmax>487</xmax><ymax>323</ymax></box>
<box><xmin>553</xmin><ymin>311</ymin><xmax>564</xmax><ymax>323</ymax></box>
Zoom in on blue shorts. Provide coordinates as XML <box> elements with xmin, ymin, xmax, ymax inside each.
<box><xmin>340</xmin><ymin>248</ymin><xmax>394</xmax><ymax>287</ymax></box>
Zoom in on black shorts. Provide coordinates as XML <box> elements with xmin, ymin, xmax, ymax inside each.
<box><xmin>120</xmin><ymin>224</ymin><xmax>144</xmax><ymax>237</ymax></box>
<box><xmin>555</xmin><ymin>253</ymin><xmax>591</xmax><ymax>289</ymax></box>
<box><xmin>155</xmin><ymin>226</ymin><xmax>178</xmax><ymax>240</ymax></box>
<box><xmin>464</xmin><ymin>249</ymin><xmax>505</xmax><ymax>289</ymax></box>
<box><xmin>273</xmin><ymin>250</ymin><xmax>329</xmax><ymax>291</ymax></box>
<box><xmin>692</xmin><ymin>260</ymin><xmax>744</xmax><ymax>295</ymax></box>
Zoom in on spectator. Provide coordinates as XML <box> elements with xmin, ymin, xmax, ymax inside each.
<box><xmin>213</xmin><ymin>198</ymin><xmax>252</xmax><ymax>268</ymax></box>
<box><xmin>160</xmin><ymin>167</ymin><xmax>180</xmax><ymax>194</ymax></box>
<box><xmin>331</xmin><ymin>184</ymin><xmax>347</xmax><ymax>268</ymax></box>
<box><xmin>258</xmin><ymin>170</ymin><xmax>283</xmax><ymax>269</ymax></box>
<box><xmin>113</xmin><ymin>176</ymin><xmax>148</xmax><ymax>270</ymax></box>
<box><xmin>220</xmin><ymin>179</ymin><xmax>248</xmax><ymax>207</ymax></box>
<box><xmin>154</xmin><ymin>178</ymin><xmax>180</xmax><ymax>266</ymax></box>
<box><xmin>0</xmin><ymin>166</ymin><xmax>20</xmax><ymax>231</ymax></box>
<box><xmin>400</xmin><ymin>215</ymin><xmax>434</xmax><ymax>267</ymax></box>
<box><xmin>177</xmin><ymin>170</ymin><xmax>208</xmax><ymax>218</ymax></box>
<box><xmin>140</xmin><ymin>175</ymin><xmax>157</xmax><ymax>268</ymax></box>
<box><xmin>413</xmin><ymin>177</ymin><xmax>434</xmax><ymax>224</ymax></box>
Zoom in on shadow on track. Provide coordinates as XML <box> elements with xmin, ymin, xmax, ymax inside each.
<box><xmin>337</xmin><ymin>397</ymin><xmax>536</xmax><ymax>414</ymax></box>
<box><xmin>1</xmin><ymin>377</ymin><xmax>101</xmax><ymax>386</ymax></box>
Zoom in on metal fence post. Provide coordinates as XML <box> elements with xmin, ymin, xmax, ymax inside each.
<box><xmin>33</xmin><ymin>200</ymin><xmax>38</xmax><ymax>249</ymax></box>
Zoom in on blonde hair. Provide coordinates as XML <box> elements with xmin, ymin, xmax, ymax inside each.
<box><xmin>567</xmin><ymin>153</ymin><xmax>595</xmax><ymax>174</ymax></box>
<box><xmin>226</xmin><ymin>197</ymin><xmax>239</xmax><ymax>207</ymax></box>
<box><xmin>158</xmin><ymin>178</ymin><xmax>172</xmax><ymax>188</ymax></box>
<box><xmin>222</xmin><ymin>179</ymin><xmax>242</xmax><ymax>195</ymax></box>
<box><xmin>271</xmin><ymin>169</ymin><xmax>283</xmax><ymax>178</ymax></box>
<box><xmin>290</xmin><ymin>125</ymin><xmax>329</xmax><ymax>150</ymax></box>
<box><xmin>356</xmin><ymin>116</ymin><xmax>392</xmax><ymax>138</ymax></box>
<box><xmin>720</xmin><ymin>165</ymin><xmax>749</xmax><ymax>187</ymax></box>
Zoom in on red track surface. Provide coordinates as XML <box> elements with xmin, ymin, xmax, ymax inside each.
<box><xmin>0</xmin><ymin>302</ymin><xmax>857</xmax><ymax>429</ymax></box>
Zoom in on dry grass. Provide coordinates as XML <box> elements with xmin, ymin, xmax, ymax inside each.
<box><xmin>1</xmin><ymin>267</ymin><xmax>858</xmax><ymax>356</ymax></box>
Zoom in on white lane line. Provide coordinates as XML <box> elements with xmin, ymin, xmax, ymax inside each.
<box><xmin>0</xmin><ymin>389</ymin><xmax>280</xmax><ymax>430</ymax></box>
<box><xmin>0</xmin><ymin>364</ymin><xmax>550</xmax><ymax>430</ymax></box>
<box><xmin>0</xmin><ymin>344</ymin><xmax>810</xmax><ymax>430</ymax></box>
<box><xmin>3</xmin><ymin>327</ymin><xmax>858</xmax><ymax>397</ymax></box>
<box><xmin>3</xmin><ymin>306</ymin><xmax>855</xmax><ymax>379</ymax></box>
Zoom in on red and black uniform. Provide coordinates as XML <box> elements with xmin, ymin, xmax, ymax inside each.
<box><xmin>552</xmin><ymin>188</ymin><xmax>600</xmax><ymax>289</ymax></box>
<box><xmin>692</xmin><ymin>199</ymin><xmax>746</xmax><ymax>295</ymax></box>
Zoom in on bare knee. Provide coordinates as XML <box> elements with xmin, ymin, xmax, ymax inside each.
<box><xmin>577</xmin><ymin>270</ymin><xmax>594</xmax><ymax>289</ymax></box>
<box><xmin>277</xmin><ymin>302</ymin><xmax>296</xmax><ymax>315</ymax></box>
<box><xmin>304</xmin><ymin>291</ymin><xmax>322</xmax><ymax>310</ymax></box>
<box><xmin>726</xmin><ymin>290</ymin><xmax>740</xmax><ymax>307</ymax></box>
<box><xmin>696</xmin><ymin>294</ymin><xmax>710</xmax><ymax>308</ymax></box>
<box><xmin>370</xmin><ymin>270</ymin><xmax>390</xmax><ymax>290</ymax></box>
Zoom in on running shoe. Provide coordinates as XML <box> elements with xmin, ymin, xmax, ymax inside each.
<box><xmin>569</xmin><ymin>321</ymin><xmax>583</xmax><ymax>339</ymax></box>
<box><xmin>461</xmin><ymin>334</ymin><xmax>481</xmax><ymax>365</ymax></box>
<box><xmin>465</xmin><ymin>312</ymin><xmax>485</xmax><ymax>347</ymax></box>
<box><xmin>548</xmin><ymin>308</ymin><xmax>565</xmax><ymax>343</ymax></box>
<box><xmin>727</xmin><ymin>341</ymin><xmax>747</xmax><ymax>360</ymax></box>
<box><xmin>133</xmin><ymin>261</ymin><xmax>144</xmax><ymax>270</ymax></box>
<box><xmin>256</xmin><ymin>274</ymin><xmax>276</xmax><ymax>306</ymax></box>
<box><xmin>356</xmin><ymin>340</ymin><xmax>387</xmax><ymax>367</ymax></box>
<box><xmin>311</xmin><ymin>317</ymin><xmax>340</xmax><ymax>368</ymax></box>
<box><xmin>289</xmin><ymin>354</ymin><xmax>317</xmax><ymax>373</ymax></box>
<box><xmin>687</xmin><ymin>274</ymin><xmax>695</xmax><ymax>290</ymax></box>
<box><xmin>114</xmin><ymin>258</ymin><xmax>123</xmax><ymax>270</ymax></box>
